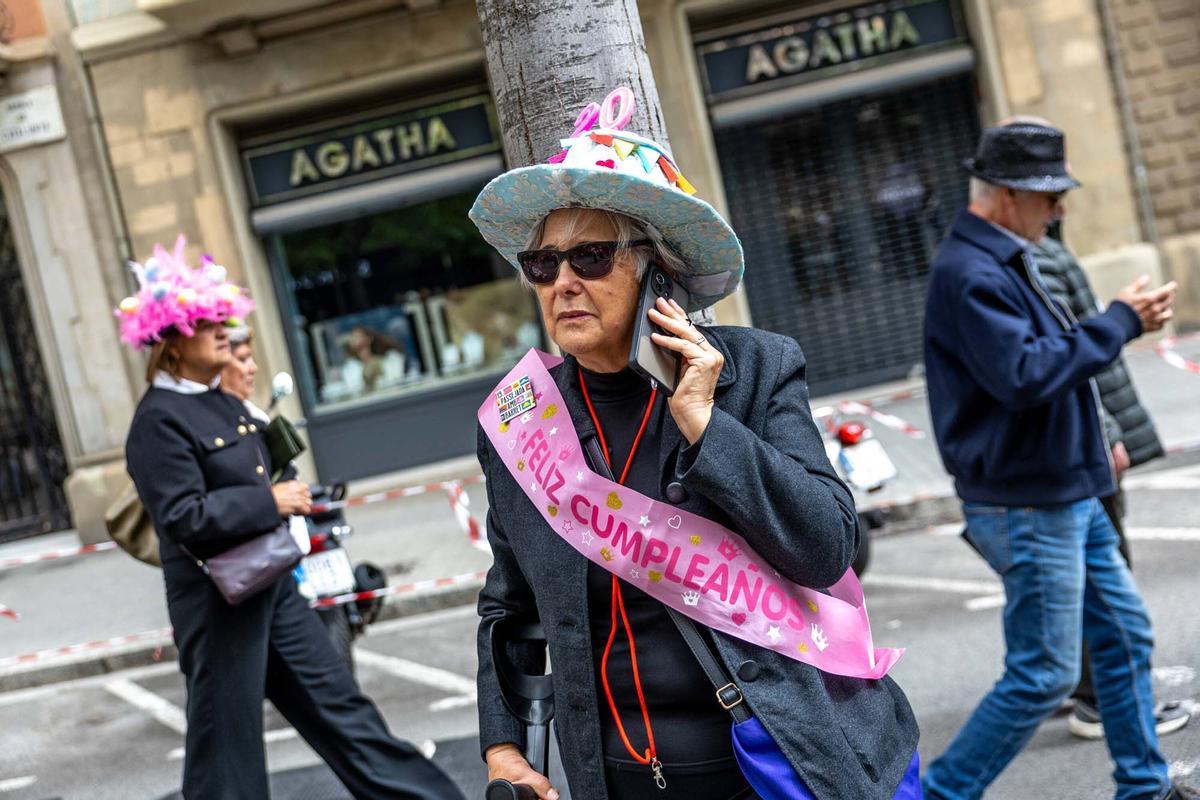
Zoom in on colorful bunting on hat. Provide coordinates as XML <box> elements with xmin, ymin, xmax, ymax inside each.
<box><xmin>541</xmin><ymin>91</ymin><xmax>699</xmax><ymax>198</ymax></box>
<box><xmin>635</xmin><ymin>145</ymin><xmax>657</xmax><ymax>172</ymax></box>
<box><xmin>657</xmin><ymin>156</ymin><xmax>678</xmax><ymax>184</ymax></box>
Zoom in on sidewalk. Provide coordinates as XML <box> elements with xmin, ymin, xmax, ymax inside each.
<box><xmin>1</xmin><ymin>339</ymin><xmax>1196</xmax><ymax>690</ymax></box>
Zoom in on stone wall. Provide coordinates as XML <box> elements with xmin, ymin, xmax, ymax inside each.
<box><xmin>1110</xmin><ymin>0</ymin><xmax>1200</xmax><ymax>238</ymax></box>
<box><xmin>985</xmin><ymin>0</ymin><xmax>1142</xmax><ymax>255</ymax></box>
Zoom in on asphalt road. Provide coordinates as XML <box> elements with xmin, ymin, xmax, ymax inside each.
<box><xmin>1</xmin><ymin>458</ymin><xmax>1197</xmax><ymax>800</ymax></box>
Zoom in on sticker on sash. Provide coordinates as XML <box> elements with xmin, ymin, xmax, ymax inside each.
<box><xmin>496</xmin><ymin>375</ymin><xmax>537</xmax><ymax>423</ymax></box>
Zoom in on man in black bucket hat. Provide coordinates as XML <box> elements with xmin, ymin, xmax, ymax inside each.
<box><xmin>922</xmin><ymin>121</ymin><xmax>1195</xmax><ymax>800</ymax></box>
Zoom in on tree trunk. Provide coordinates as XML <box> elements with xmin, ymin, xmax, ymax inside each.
<box><xmin>475</xmin><ymin>0</ymin><xmax>669</xmax><ymax>168</ymax></box>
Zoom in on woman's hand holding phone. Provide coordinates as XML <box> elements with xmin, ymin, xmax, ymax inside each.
<box><xmin>648</xmin><ymin>297</ymin><xmax>724</xmax><ymax>445</ymax></box>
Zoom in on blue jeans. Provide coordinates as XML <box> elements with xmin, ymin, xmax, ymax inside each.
<box><xmin>923</xmin><ymin>498</ymin><xmax>1170</xmax><ymax>800</ymax></box>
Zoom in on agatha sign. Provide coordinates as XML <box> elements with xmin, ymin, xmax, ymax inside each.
<box><xmin>695</xmin><ymin>0</ymin><xmax>964</xmax><ymax>101</ymax></box>
<box><xmin>240</xmin><ymin>94</ymin><xmax>500</xmax><ymax>206</ymax></box>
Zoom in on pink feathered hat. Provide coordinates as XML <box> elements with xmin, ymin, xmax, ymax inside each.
<box><xmin>114</xmin><ymin>236</ymin><xmax>255</xmax><ymax>349</ymax></box>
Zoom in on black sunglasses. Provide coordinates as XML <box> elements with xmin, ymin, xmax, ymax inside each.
<box><xmin>517</xmin><ymin>239</ymin><xmax>652</xmax><ymax>284</ymax></box>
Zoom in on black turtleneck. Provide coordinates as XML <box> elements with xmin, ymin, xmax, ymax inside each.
<box><xmin>577</xmin><ymin>367</ymin><xmax>747</xmax><ymax>798</ymax></box>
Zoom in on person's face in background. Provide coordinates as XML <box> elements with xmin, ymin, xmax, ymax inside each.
<box><xmin>1007</xmin><ymin>188</ymin><xmax>1065</xmax><ymax>243</ymax></box>
<box><xmin>221</xmin><ymin>341</ymin><xmax>258</xmax><ymax>401</ymax></box>
<box><xmin>169</xmin><ymin>321</ymin><xmax>231</xmax><ymax>381</ymax></box>
<box><xmin>347</xmin><ymin>328</ymin><xmax>373</xmax><ymax>360</ymax></box>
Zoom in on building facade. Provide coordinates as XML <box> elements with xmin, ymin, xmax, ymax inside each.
<box><xmin>0</xmin><ymin>0</ymin><xmax>1192</xmax><ymax>540</ymax></box>
<box><xmin>0</xmin><ymin>0</ymin><xmax>135</xmax><ymax>543</ymax></box>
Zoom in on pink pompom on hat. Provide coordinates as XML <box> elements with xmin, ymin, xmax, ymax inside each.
<box><xmin>113</xmin><ymin>235</ymin><xmax>255</xmax><ymax>349</ymax></box>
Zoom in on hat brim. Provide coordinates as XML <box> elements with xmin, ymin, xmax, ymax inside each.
<box><xmin>963</xmin><ymin>159</ymin><xmax>1081</xmax><ymax>192</ymax></box>
<box><xmin>469</xmin><ymin>165</ymin><xmax>744</xmax><ymax>312</ymax></box>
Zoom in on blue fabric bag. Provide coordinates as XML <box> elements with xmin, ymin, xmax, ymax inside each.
<box><xmin>731</xmin><ymin>715</ymin><xmax>922</xmax><ymax>800</ymax></box>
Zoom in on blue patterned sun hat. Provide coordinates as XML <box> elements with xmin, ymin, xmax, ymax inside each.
<box><xmin>469</xmin><ymin>91</ymin><xmax>743</xmax><ymax>312</ymax></box>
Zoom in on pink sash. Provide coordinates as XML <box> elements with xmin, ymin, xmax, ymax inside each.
<box><xmin>479</xmin><ymin>350</ymin><xmax>902</xmax><ymax>679</ymax></box>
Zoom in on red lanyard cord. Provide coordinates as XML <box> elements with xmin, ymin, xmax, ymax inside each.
<box><xmin>578</xmin><ymin>368</ymin><xmax>660</xmax><ymax>768</ymax></box>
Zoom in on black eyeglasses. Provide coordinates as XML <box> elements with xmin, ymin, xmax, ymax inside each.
<box><xmin>517</xmin><ymin>240</ymin><xmax>651</xmax><ymax>284</ymax></box>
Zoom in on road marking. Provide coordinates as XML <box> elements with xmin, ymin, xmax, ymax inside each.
<box><xmin>1153</xmin><ymin>665</ymin><xmax>1196</xmax><ymax>686</ymax></box>
<box><xmin>354</xmin><ymin>648</ymin><xmax>477</xmax><ymax>697</ymax></box>
<box><xmin>429</xmin><ymin>695</ymin><xmax>477</xmax><ymax>712</ymax></box>
<box><xmin>1125</xmin><ymin>463</ymin><xmax>1200</xmax><ymax>491</ymax></box>
<box><xmin>964</xmin><ymin>594</ymin><xmax>1006</xmax><ymax>611</ymax></box>
<box><xmin>1126</xmin><ymin>527</ymin><xmax>1200</xmax><ymax>542</ymax></box>
<box><xmin>0</xmin><ymin>661</ymin><xmax>178</xmax><ymax>709</ymax></box>
<box><xmin>0</xmin><ymin>776</ymin><xmax>36</xmax><ymax>792</ymax></box>
<box><xmin>366</xmin><ymin>604</ymin><xmax>478</xmax><ymax>637</ymax></box>
<box><xmin>1170</xmin><ymin>757</ymin><xmax>1199</xmax><ymax>779</ymax></box>
<box><xmin>863</xmin><ymin>574</ymin><xmax>1001</xmax><ymax>595</ymax></box>
<box><xmin>104</xmin><ymin>677</ymin><xmax>188</xmax><ymax>735</ymax></box>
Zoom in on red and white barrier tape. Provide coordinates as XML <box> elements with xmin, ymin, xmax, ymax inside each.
<box><xmin>445</xmin><ymin>483</ymin><xmax>488</xmax><ymax>552</ymax></box>
<box><xmin>1166</xmin><ymin>438</ymin><xmax>1200</xmax><ymax>457</ymax></box>
<box><xmin>0</xmin><ymin>476</ymin><xmax>487</xmax><ymax>573</ymax></box>
<box><xmin>0</xmin><ymin>540</ymin><xmax>118</xmax><ymax>572</ymax></box>
<box><xmin>813</xmin><ymin>401</ymin><xmax>926</xmax><ymax>439</ymax></box>
<box><xmin>309</xmin><ymin>569</ymin><xmax>489</xmax><ymax>610</ymax></box>
<box><xmin>1156</xmin><ymin>335</ymin><xmax>1200</xmax><ymax>375</ymax></box>
<box><xmin>856</xmin><ymin>384</ymin><xmax>927</xmax><ymax>408</ymax></box>
<box><xmin>0</xmin><ymin>603</ymin><xmax>20</xmax><ymax>622</ymax></box>
<box><xmin>837</xmin><ymin>400</ymin><xmax>926</xmax><ymax>439</ymax></box>
<box><xmin>0</xmin><ymin>626</ymin><xmax>173</xmax><ymax>670</ymax></box>
<box><xmin>0</xmin><ymin>571</ymin><xmax>493</xmax><ymax>669</ymax></box>
<box><xmin>310</xmin><ymin>475</ymin><xmax>485</xmax><ymax>515</ymax></box>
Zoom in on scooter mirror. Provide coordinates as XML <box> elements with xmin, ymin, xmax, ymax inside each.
<box><xmin>270</xmin><ymin>372</ymin><xmax>294</xmax><ymax>409</ymax></box>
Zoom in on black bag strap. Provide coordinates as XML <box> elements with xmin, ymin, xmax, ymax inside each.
<box><xmin>581</xmin><ymin>435</ymin><xmax>751</xmax><ymax>724</ymax></box>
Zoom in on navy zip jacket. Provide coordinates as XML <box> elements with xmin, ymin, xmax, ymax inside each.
<box><xmin>923</xmin><ymin>209</ymin><xmax>1143</xmax><ymax>506</ymax></box>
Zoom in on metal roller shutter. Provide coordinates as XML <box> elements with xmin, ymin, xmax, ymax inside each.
<box><xmin>714</xmin><ymin>71</ymin><xmax>982</xmax><ymax>395</ymax></box>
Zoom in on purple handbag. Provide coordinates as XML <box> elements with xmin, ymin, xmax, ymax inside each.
<box><xmin>184</xmin><ymin>523</ymin><xmax>302</xmax><ymax>606</ymax></box>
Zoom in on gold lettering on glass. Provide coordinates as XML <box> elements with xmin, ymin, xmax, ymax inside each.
<box><xmin>316</xmin><ymin>141</ymin><xmax>349</xmax><ymax>177</ymax></box>
<box><xmin>773</xmin><ymin>36</ymin><xmax>810</xmax><ymax>74</ymax></box>
<box><xmin>289</xmin><ymin>148</ymin><xmax>321</xmax><ymax>186</ymax></box>
<box><xmin>745</xmin><ymin>43</ymin><xmax>779</xmax><ymax>82</ymax></box>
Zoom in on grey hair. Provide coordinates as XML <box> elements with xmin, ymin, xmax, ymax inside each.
<box><xmin>520</xmin><ymin>208</ymin><xmax>690</xmax><ymax>289</ymax></box>
<box><xmin>969</xmin><ymin>177</ymin><xmax>1001</xmax><ymax>203</ymax></box>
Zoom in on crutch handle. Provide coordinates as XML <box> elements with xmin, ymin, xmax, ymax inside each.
<box><xmin>485</xmin><ymin>779</ymin><xmax>540</xmax><ymax>800</ymax></box>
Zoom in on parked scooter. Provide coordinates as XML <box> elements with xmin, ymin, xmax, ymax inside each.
<box><xmin>268</xmin><ymin>373</ymin><xmax>387</xmax><ymax>671</ymax></box>
<box><xmin>292</xmin><ymin>483</ymin><xmax>387</xmax><ymax>672</ymax></box>
<box><xmin>822</xmin><ymin>418</ymin><xmax>898</xmax><ymax>576</ymax></box>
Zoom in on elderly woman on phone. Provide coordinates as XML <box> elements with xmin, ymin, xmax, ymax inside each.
<box><xmin>468</xmin><ymin>90</ymin><xmax>920</xmax><ymax>800</ymax></box>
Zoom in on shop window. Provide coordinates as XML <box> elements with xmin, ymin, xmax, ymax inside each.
<box><xmin>271</xmin><ymin>187</ymin><xmax>541</xmax><ymax>411</ymax></box>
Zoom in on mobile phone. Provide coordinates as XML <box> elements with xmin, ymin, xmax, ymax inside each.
<box><xmin>628</xmin><ymin>264</ymin><xmax>692</xmax><ymax>396</ymax></box>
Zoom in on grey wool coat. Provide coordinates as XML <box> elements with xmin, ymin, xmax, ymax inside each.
<box><xmin>475</xmin><ymin>325</ymin><xmax>919</xmax><ymax>800</ymax></box>
<box><xmin>1033</xmin><ymin>237</ymin><xmax>1165</xmax><ymax>468</ymax></box>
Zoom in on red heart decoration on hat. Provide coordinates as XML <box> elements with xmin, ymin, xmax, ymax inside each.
<box><xmin>731</xmin><ymin>612</ymin><xmax>747</xmax><ymax>626</ymax></box>
<box><xmin>596</xmin><ymin>159</ymin><xmax>616</xmax><ymax>169</ymax></box>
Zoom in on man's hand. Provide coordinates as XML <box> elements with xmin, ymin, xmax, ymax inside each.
<box><xmin>1115</xmin><ymin>275</ymin><xmax>1177</xmax><ymax>334</ymax></box>
<box><xmin>485</xmin><ymin>743</ymin><xmax>559</xmax><ymax>800</ymax></box>
<box><xmin>1112</xmin><ymin>442</ymin><xmax>1131</xmax><ymax>476</ymax></box>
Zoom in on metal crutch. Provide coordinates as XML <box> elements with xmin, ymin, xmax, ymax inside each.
<box><xmin>484</xmin><ymin>618</ymin><xmax>554</xmax><ymax>800</ymax></box>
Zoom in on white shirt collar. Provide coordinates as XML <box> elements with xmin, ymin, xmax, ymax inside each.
<box><xmin>243</xmin><ymin>399</ymin><xmax>271</xmax><ymax>424</ymax></box>
<box><xmin>153</xmin><ymin>371</ymin><xmax>220</xmax><ymax>395</ymax></box>
<box><xmin>984</xmin><ymin>218</ymin><xmax>1033</xmax><ymax>252</ymax></box>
